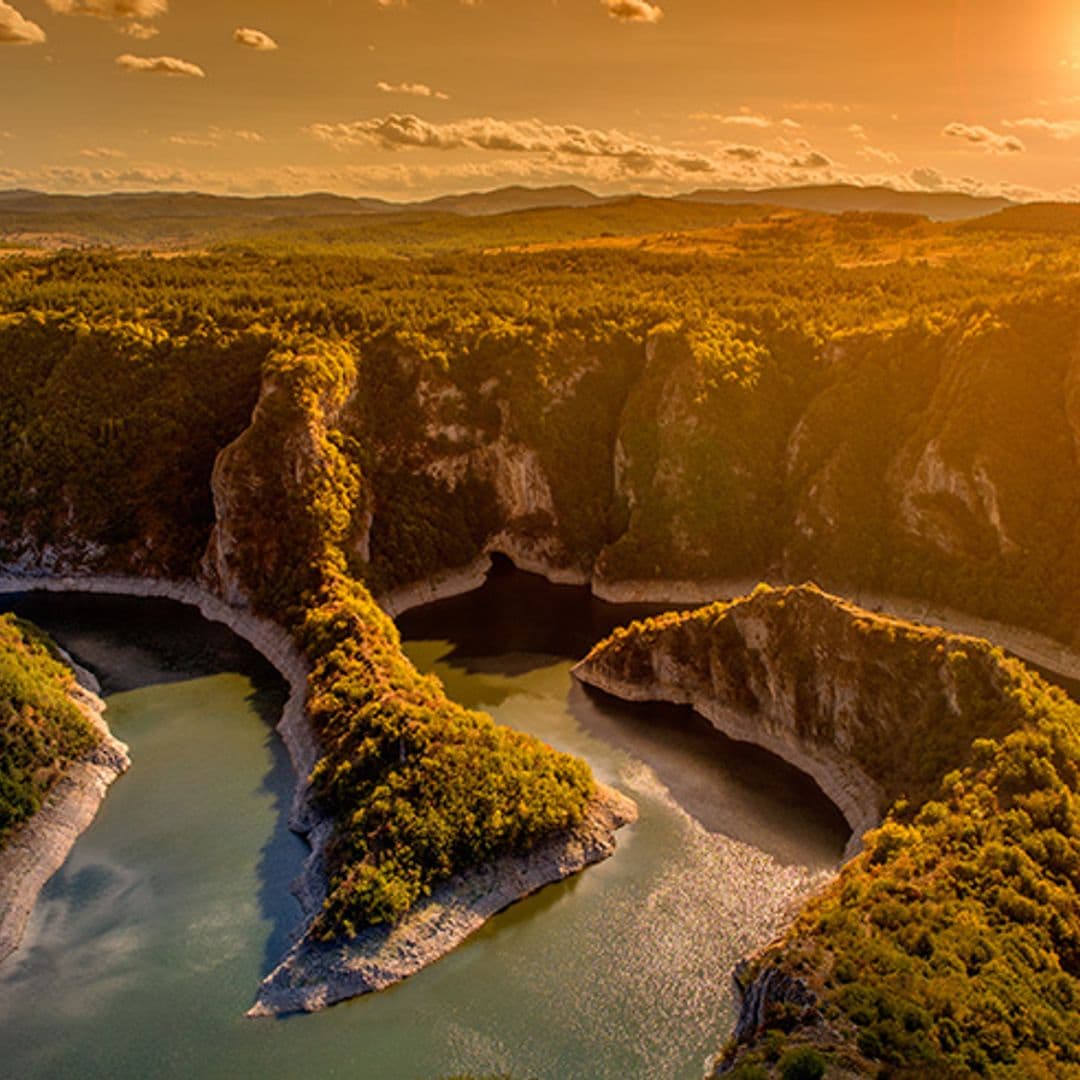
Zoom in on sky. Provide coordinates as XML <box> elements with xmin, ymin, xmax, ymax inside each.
<box><xmin>0</xmin><ymin>0</ymin><xmax>1078</xmax><ymax>201</ymax></box>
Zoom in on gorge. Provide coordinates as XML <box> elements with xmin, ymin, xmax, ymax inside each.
<box><xmin>2</xmin><ymin>207</ymin><xmax>1080</xmax><ymax>1076</ymax></box>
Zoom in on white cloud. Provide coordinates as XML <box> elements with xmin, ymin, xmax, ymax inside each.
<box><xmin>118</xmin><ymin>20</ymin><xmax>157</xmax><ymax>38</ymax></box>
<box><xmin>47</xmin><ymin>0</ymin><xmax>166</xmax><ymax>18</ymax></box>
<box><xmin>1002</xmin><ymin>117</ymin><xmax>1080</xmax><ymax>141</ymax></box>
<box><xmin>857</xmin><ymin>144</ymin><xmax>900</xmax><ymax>166</ymax></box>
<box><xmin>784</xmin><ymin>99</ymin><xmax>852</xmax><ymax>114</ymax></box>
<box><xmin>233</xmin><ymin>27</ymin><xmax>277</xmax><ymax>51</ymax></box>
<box><xmin>604</xmin><ymin>0</ymin><xmax>663</xmax><ymax>24</ymax></box>
<box><xmin>80</xmin><ymin>146</ymin><xmax>125</xmax><ymax>158</ymax></box>
<box><xmin>376</xmin><ymin>80</ymin><xmax>449</xmax><ymax>101</ymax></box>
<box><xmin>168</xmin><ymin>126</ymin><xmax>263</xmax><ymax>147</ymax></box>
<box><xmin>0</xmin><ymin>1</ymin><xmax>45</xmax><ymax>44</ymax></box>
<box><xmin>693</xmin><ymin>110</ymin><xmax>801</xmax><ymax>131</ymax></box>
<box><xmin>116</xmin><ymin>53</ymin><xmax>204</xmax><ymax>77</ymax></box>
<box><xmin>304</xmin><ymin>112</ymin><xmax>857</xmax><ymax>192</ymax></box>
<box><xmin>0</xmin><ymin>155</ymin><xmax>1068</xmax><ymax>204</ymax></box>
<box><xmin>942</xmin><ymin>122</ymin><xmax>1024</xmax><ymax>154</ymax></box>
<box><xmin>309</xmin><ymin>113</ymin><xmax>719</xmax><ymax>175</ymax></box>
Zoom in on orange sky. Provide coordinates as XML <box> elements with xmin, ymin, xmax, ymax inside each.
<box><xmin>0</xmin><ymin>0</ymin><xmax>1077</xmax><ymax>200</ymax></box>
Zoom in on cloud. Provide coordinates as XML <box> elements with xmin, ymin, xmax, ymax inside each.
<box><xmin>857</xmin><ymin>145</ymin><xmax>900</xmax><ymax>166</ymax></box>
<box><xmin>1</xmin><ymin>153</ymin><xmax>1069</xmax><ymax>205</ymax></box>
<box><xmin>118</xmin><ymin>20</ymin><xmax>156</xmax><ymax>38</ymax></box>
<box><xmin>80</xmin><ymin>146</ymin><xmax>125</xmax><ymax>158</ymax></box>
<box><xmin>710</xmin><ymin>114</ymin><xmax>771</xmax><ymax>128</ymax></box>
<box><xmin>376</xmin><ymin>80</ymin><xmax>449</xmax><ymax>101</ymax></box>
<box><xmin>0</xmin><ymin>1</ymin><xmax>45</xmax><ymax>44</ymax></box>
<box><xmin>784</xmin><ymin>99</ymin><xmax>852</xmax><ymax>114</ymax></box>
<box><xmin>168</xmin><ymin>126</ymin><xmax>263</xmax><ymax>147</ymax></box>
<box><xmin>1002</xmin><ymin>117</ymin><xmax>1080</xmax><ymax>141</ymax></box>
<box><xmin>942</xmin><ymin>122</ymin><xmax>1024</xmax><ymax>154</ymax></box>
<box><xmin>46</xmin><ymin>0</ymin><xmax>166</xmax><ymax>18</ymax></box>
<box><xmin>116</xmin><ymin>53</ymin><xmax>205</xmax><ymax>77</ymax></box>
<box><xmin>233</xmin><ymin>27</ymin><xmax>277</xmax><ymax>51</ymax></box>
<box><xmin>789</xmin><ymin>150</ymin><xmax>831</xmax><ymax>169</ymax></box>
<box><xmin>693</xmin><ymin>110</ymin><xmax>802</xmax><ymax>130</ymax></box>
<box><xmin>604</xmin><ymin>0</ymin><xmax>663</xmax><ymax>24</ymax></box>
<box><xmin>909</xmin><ymin>166</ymin><xmax>944</xmax><ymax>190</ymax></box>
<box><xmin>305</xmin><ymin>112</ymin><xmax>853</xmax><ymax>193</ymax></box>
<box><xmin>309</xmin><ymin>113</ymin><xmax>719</xmax><ymax>175</ymax></box>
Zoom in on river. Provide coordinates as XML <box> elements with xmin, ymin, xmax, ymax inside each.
<box><xmin>0</xmin><ymin>567</ymin><xmax>848</xmax><ymax>1079</ymax></box>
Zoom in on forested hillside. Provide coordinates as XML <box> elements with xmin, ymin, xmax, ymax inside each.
<box><xmin>1</xmin><ymin>206</ymin><xmax>1079</xmax><ymax>940</ymax></box>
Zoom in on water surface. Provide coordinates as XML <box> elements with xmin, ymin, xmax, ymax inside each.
<box><xmin>0</xmin><ymin>573</ymin><xmax>847</xmax><ymax>1079</ymax></box>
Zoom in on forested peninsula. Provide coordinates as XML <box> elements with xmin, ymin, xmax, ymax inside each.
<box><xmin>578</xmin><ymin>584</ymin><xmax>1080</xmax><ymax>1077</ymax></box>
<box><xmin>2</xmin><ymin>201</ymin><xmax>1080</xmax><ymax>1042</ymax></box>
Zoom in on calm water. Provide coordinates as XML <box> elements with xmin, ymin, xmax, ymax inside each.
<box><xmin>0</xmin><ymin>570</ymin><xmax>847</xmax><ymax>1080</ymax></box>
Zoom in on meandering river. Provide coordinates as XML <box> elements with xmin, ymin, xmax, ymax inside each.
<box><xmin>0</xmin><ymin>567</ymin><xmax>848</xmax><ymax>1079</ymax></box>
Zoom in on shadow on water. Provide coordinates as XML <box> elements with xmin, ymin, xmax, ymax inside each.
<box><xmin>246</xmin><ymin>683</ymin><xmax>310</xmax><ymax>976</ymax></box>
<box><xmin>397</xmin><ymin>553</ymin><xmax>681</xmax><ymax>675</ymax></box>
<box><xmin>0</xmin><ymin>589</ymin><xmax>307</xmax><ymax>980</ymax></box>
<box><xmin>399</xmin><ymin>559</ymin><xmax>850</xmax><ymax>870</ymax></box>
<box><xmin>572</xmin><ymin>682</ymin><xmax>849</xmax><ymax>868</ymax></box>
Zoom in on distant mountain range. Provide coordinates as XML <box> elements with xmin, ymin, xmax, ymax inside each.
<box><xmin>674</xmin><ymin>183</ymin><xmax>1014</xmax><ymax>221</ymax></box>
<box><xmin>0</xmin><ymin>182</ymin><xmax>1021</xmax><ymax>223</ymax></box>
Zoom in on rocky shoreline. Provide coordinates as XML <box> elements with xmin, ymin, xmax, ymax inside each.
<box><xmin>0</xmin><ymin>646</ymin><xmax>130</xmax><ymax>966</ymax></box>
<box><xmin>248</xmin><ymin>783</ymin><xmax>637</xmax><ymax>1016</ymax></box>
<box><xmin>0</xmin><ymin>570</ymin><xmax>638</xmax><ymax>1015</ymax></box>
<box><xmin>572</xmin><ymin>660</ymin><xmax>881</xmax><ymax>863</ymax></box>
<box><xmin>7</xmin><ymin>561</ymin><xmax>1077</xmax><ymax>1021</ymax></box>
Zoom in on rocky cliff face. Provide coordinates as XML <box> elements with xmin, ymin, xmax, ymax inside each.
<box><xmin>575</xmin><ymin>584</ymin><xmax>1031</xmax><ymax>854</ymax></box>
<box><xmin>4</xmin><ymin>298</ymin><xmax>1080</xmax><ymax>650</ymax></box>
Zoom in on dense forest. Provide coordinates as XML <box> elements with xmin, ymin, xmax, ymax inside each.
<box><xmin>0</xmin><ymin>614</ymin><xmax>99</xmax><ymax>846</ymax></box>
<box><xmin>1</xmin><ymin>203</ymin><xmax>1079</xmax><ymax>991</ymax></box>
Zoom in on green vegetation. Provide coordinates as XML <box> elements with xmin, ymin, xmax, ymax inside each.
<box><xmin>303</xmin><ymin>574</ymin><xmax>592</xmax><ymax>930</ymax></box>
<box><xmin>587</xmin><ymin>586</ymin><xmax>1080</xmax><ymax>1077</ymax></box>
<box><xmin>1</xmin><ymin>203</ymin><xmax>1080</xmax><ymax>944</ymax></box>
<box><xmin>0</xmin><ymin>614</ymin><xmax>99</xmax><ymax>846</ymax></box>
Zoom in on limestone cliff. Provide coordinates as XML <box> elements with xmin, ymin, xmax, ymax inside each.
<box><xmin>575</xmin><ymin>583</ymin><xmax>1026</xmax><ymax>852</ymax></box>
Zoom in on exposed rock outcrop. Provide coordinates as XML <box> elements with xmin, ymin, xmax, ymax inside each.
<box><xmin>574</xmin><ymin>583</ymin><xmax>1045</xmax><ymax>862</ymax></box>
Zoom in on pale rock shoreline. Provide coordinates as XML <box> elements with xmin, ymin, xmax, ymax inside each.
<box><xmin>5</xmin><ymin>560</ymin><xmax>1077</xmax><ymax>1016</ymax></box>
<box><xmin>573</xmin><ymin>663</ymin><xmax>880</xmax><ymax>864</ymax></box>
<box><xmin>0</xmin><ymin>642</ymin><xmax>130</xmax><ymax>965</ymax></box>
<box><xmin>248</xmin><ymin>783</ymin><xmax>636</xmax><ymax>1016</ymax></box>
<box><xmin>0</xmin><ymin>570</ymin><xmax>637</xmax><ymax>1015</ymax></box>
